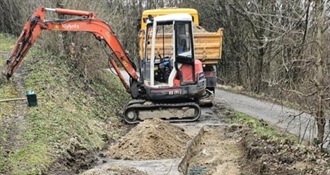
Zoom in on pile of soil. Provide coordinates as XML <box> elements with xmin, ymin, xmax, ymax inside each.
<box><xmin>193</xmin><ymin>25</ymin><xmax>208</xmax><ymax>33</ymax></box>
<box><xmin>108</xmin><ymin>118</ymin><xmax>191</xmax><ymax>160</ymax></box>
<box><xmin>160</xmin><ymin>25</ymin><xmax>207</xmax><ymax>33</ymax></box>
<box><xmin>241</xmin><ymin>133</ymin><xmax>330</xmax><ymax>175</ymax></box>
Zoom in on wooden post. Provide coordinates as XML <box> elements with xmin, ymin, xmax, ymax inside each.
<box><xmin>0</xmin><ymin>98</ymin><xmax>27</xmax><ymax>103</ymax></box>
<box><xmin>0</xmin><ymin>97</ymin><xmax>43</xmax><ymax>103</ymax></box>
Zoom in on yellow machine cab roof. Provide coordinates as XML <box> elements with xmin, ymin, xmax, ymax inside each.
<box><xmin>140</xmin><ymin>8</ymin><xmax>199</xmax><ymax>30</ymax></box>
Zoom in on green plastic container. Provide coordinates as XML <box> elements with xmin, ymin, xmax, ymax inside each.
<box><xmin>26</xmin><ymin>90</ymin><xmax>38</xmax><ymax>107</ymax></box>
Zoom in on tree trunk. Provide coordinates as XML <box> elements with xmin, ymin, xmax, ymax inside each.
<box><xmin>315</xmin><ymin>0</ymin><xmax>326</xmax><ymax>145</ymax></box>
<box><xmin>235</xmin><ymin>57</ymin><xmax>242</xmax><ymax>85</ymax></box>
<box><xmin>56</xmin><ymin>0</ymin><xmax>70</xmax><ymax>56</ymax></box>
<box><xmin>255</xmin><ymin>34</ymin><xmax>265</xmax><ymax>93</ymax></box>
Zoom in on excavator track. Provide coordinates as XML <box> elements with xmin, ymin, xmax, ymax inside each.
<box><xmin>123</xmin><ymin>100</ymin><xmax>201</xmax><ymax>124</ymax></box>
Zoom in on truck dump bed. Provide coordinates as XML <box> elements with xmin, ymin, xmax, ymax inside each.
<box><xmin>139</xmin><ymin>26</ymin><xmax>223</xmax><ymax>65</ymax></box>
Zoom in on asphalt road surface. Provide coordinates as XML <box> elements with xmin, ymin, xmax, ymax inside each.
<box><xmin>214</xmin><ymin>89</ymin><xmax>324</xmax><ymax>143</ymax></box>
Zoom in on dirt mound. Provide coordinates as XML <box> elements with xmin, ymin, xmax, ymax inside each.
<box><xmin>241</xmin><ymin>132</ymin><xmax>330</xmax><ymax>175</ymax></box>
<box><xmin>108</xmin><ymin>118</ymin><xmax>191</xmax><ymax>160</ymax></box>
<box><xmin>193</xmin><ymin>25</ymin><xmax>208</xmax><ymax>33</ymax></box>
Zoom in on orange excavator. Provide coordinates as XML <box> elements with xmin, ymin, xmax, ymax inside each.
<box><xmin>4</xmin><ymin>6</ymin><xmax>210</xmax><ymax>124</ymax></box>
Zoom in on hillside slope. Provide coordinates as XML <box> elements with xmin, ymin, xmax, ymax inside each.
<box><xmin>0</xmin><ymin>33</ymin><xmax>130</xmax><ymax>175</ymax></box>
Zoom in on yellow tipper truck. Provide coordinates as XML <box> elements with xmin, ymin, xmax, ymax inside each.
<box><xmin>137</xmin><ymin>8</ymin><xmax>223</xmax><ymax>96</ymax></box>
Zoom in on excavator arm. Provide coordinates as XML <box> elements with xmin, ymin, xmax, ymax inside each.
<box><xmin>5</xmin><ymin>6</ymin><xmax>139</xmax><ymax>92</ymax></box>
<box><xmin>4</xmin><ymin>6</ymin><xmax>209</xmax><ymax>124</ymax></box>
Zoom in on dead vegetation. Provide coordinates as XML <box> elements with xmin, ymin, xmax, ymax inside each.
<box><xmin>226</xmin><ymin>108</ymin><xmax>330</xmax><ymax>175</ymax></box>
<box><xmin>241</xmin><ymin>132</ymin><xmax>330</xmax><ymax>175</ymax></box>
<box><xmin>0</xmin><ymin>26</ymin><xmax>131</xmax><ymax>175</ymax></box>
<box><xmin>180</xmin><ymin>123</ymin><xmax>330</xmax><ymax>175</ymax></box>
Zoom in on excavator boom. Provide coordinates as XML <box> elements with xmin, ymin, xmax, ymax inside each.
<box><xmin>4</xmin><ymin>6</ymin><xmax>207</xmax><ymax>124</ymax></box>
<box><xmin>5</xmin><ymin>6</ymin><xmax>138</xmax><ymax>92</ymax></box>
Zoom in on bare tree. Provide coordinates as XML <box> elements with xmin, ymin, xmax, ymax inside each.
<box><xmin>314</xmin><ymin>0</ymin><xmax>327</xmax><ymax>144</ymax></box>
<box><xmin>0</xmin><ymin>0</ymin><xmax>24</xmax><ymax>34</ymax></box>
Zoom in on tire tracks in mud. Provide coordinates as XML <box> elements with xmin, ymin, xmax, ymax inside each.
<box><xmin>1</xmin><ymin>66</ymin><xmax>28</xmax><ymax>172</ymax></box>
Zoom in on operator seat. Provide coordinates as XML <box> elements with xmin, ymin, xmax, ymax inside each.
<box><xmin>178</xmin><ymin>35</ymin><xmax>187</xmax><ymax>53</ymax></box>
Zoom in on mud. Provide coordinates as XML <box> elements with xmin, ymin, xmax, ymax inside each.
<box><xmin>80</xmin><ymin>108</ymin><xmax>223</xmax><ymax>175</ymax></box>
<box><xmin>179</xmin><ymin>122</ymin><xmax>330</xmax><ymax>175</ymax></box>
<box><xmin>80</xmin><ymin>165</ymin><xmax>148</xmax><ymax>175</ymax></box>
<box><xmin>108</xmin><ymin>118</ymin><xmax>191</xmax><ymax>160</ymax></box>
<box><xmin>80</xmin><ymin>103</ymin><xmax>330</xmax><ymax>175</ymax></box>
<box><xmin>179</xmin><ymin>125</ymin><xmax>246</xmax><ymax>175</ymax></box>
<box><xmin>240</xmin><ymin>131</ymin><xmax>330</xmax><ymax>175</ymax></box>
<box><xmin>49</xmin><ymin>124</ymin><xmax>134</xmax><ymax>175</ymax></box>
<box><xmin>48</xmin><ymin>143</ymin><xmax>97</xmax><ymax>175</ymax></box>
<box><xmin>87</xmin><ymin>158</ymin><xmax>181</xmax><ymax>175</ymax></box>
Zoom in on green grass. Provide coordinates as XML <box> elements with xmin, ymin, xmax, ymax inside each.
<box><xmin>8</xmin><ymin>142</ymin><xmax>52</xmax><ymax>175</ymax></box>
<box><xmin>0</xmin><ymin>33</ymin><xmax>130</xmax><ymax>174</ymax></box>
<box><xmin>0</xmin><ymin>33</ymin><xmax>17</xmax><ymax>115</ymax></box>
<box><xmin>0</xmin><ymin>33</ymin><xmax>16</xmax><ymax>57</ymax></box>
<box><xmin>227</xmin><ymin>110</ymin><xmax>298</xmax><ymax>143</ymax></box>
<box><xmin>0</xmin><ymin>33</ymin><xmax>19</xmax><ymax>173</ymax></box>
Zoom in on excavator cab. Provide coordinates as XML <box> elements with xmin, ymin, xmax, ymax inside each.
<box><xmin>139</xmin><ymin>13</ymin><xmax>206</xmax><ymax>100</ymax></box>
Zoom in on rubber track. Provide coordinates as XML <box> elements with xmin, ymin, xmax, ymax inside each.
<box><xmin>123</xmin><ymin>101</ymin><xmax>201</xmax><ymax>124</ymax></box>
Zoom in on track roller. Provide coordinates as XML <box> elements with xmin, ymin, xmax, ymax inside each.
<box><xmin>123</xmin><ymin>100</ymin><xmax>201</xmax><ymax>124</ymax></box>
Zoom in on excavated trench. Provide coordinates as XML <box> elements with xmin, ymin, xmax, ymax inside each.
<box><xmin>179</xmin><ymin>125</ymin><xmax>244</xmax><ymax>175</ymax></box>
<box><xmin>79</xmin><ymin>105</ymin><xmax>239</xmax><ymax>175</ymax></box>
<box><xmin>80</xmin><ymin>123</ymin><xmax>246</xmax><ymax>175</ymax></box>
<box><xmin>79</xmin><ymin>102</ymin><xmax>329</xmax><ymax>175</ymax></box>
